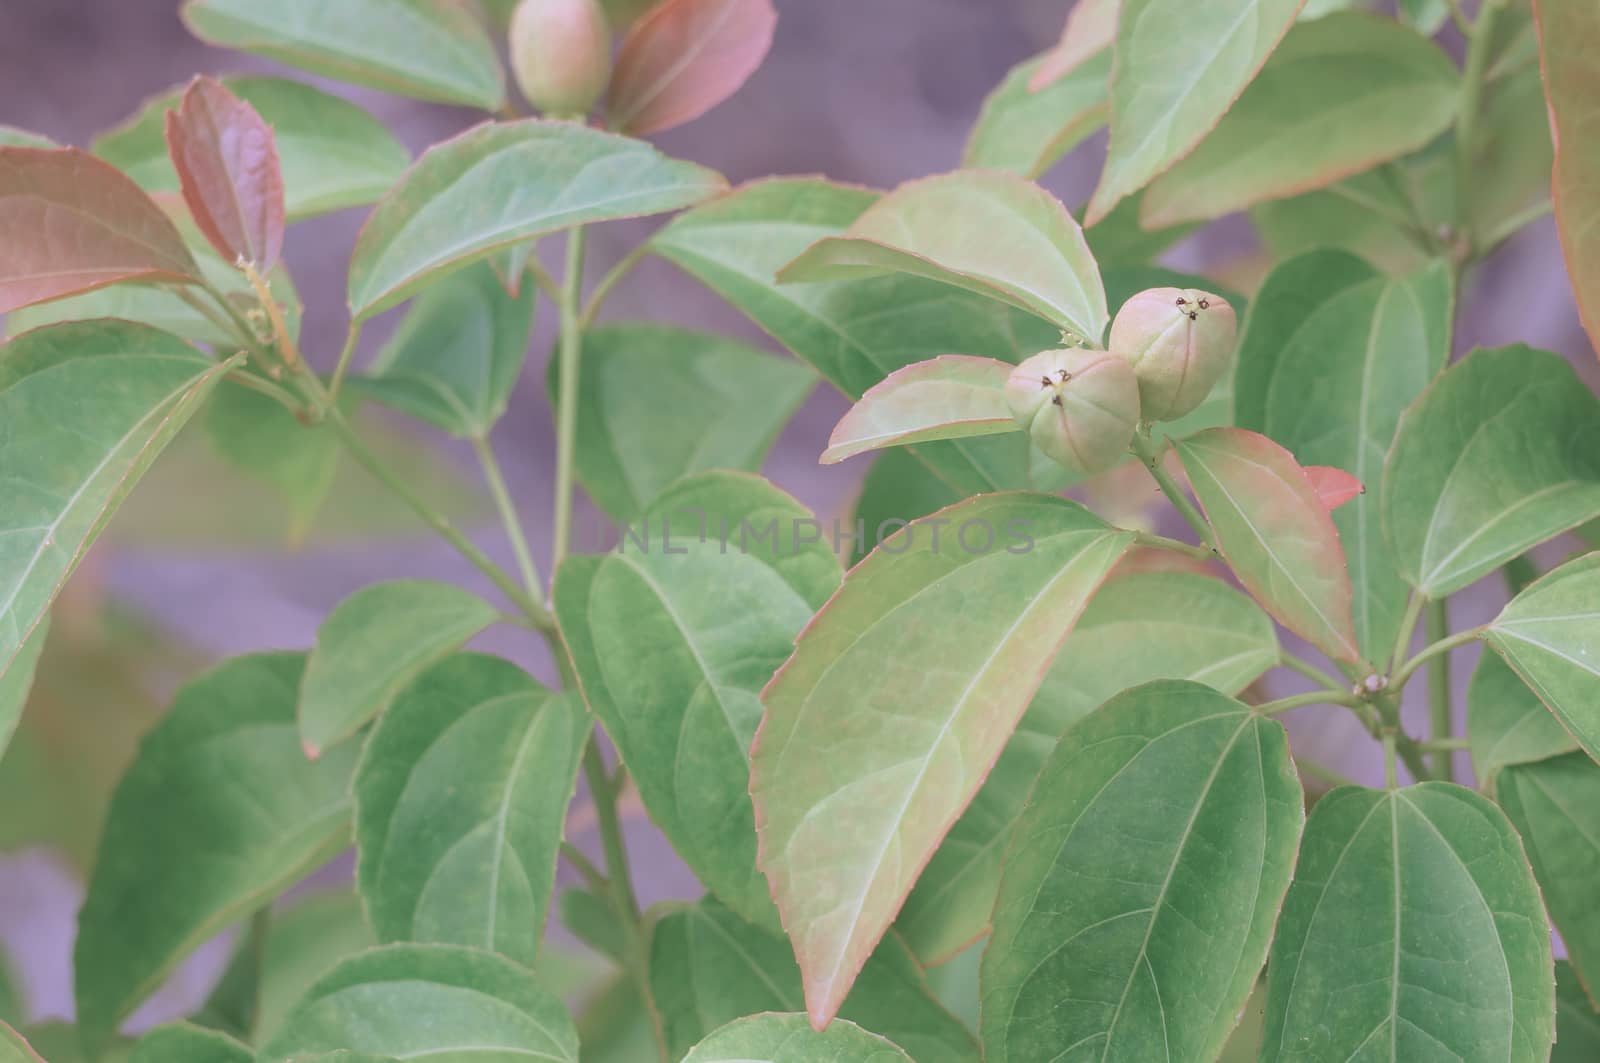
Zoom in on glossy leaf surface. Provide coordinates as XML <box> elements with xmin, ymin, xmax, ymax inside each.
<box><xmin>165</xmin><ymin>77</ymin><xmax>284</xmax><ymax>270</ymax></box>
<box><xmin>824</xmin><ymin>355</ymin><xmax>1016</xmax><ymax>464</ymax></box>
<box><xmin>982</xmin><ymin>681</ymin><xmax>1301</xmax><ymax>1063</ymax></box>
<box><xmin>1534</xmin><ymin>0</ymin><xmax>1600</xmax><ymax>357</ymax></box>
<box><xmin>607</xmin><ymin>0</ymin><xmax>778</xmax><ymax>135</ymax></box>
<box><xmin>751</xmin><ymin>493</ymin><xmax>1133</xmax><ymax>1024</ymax></box>
<box><xmin>681</xmin><ymin>1014</ymin><xmax>913</xmax><ymax>1062</ymax></box>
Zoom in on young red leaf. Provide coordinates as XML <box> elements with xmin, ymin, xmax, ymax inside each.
<box><xmin>606</xmin><ymin>0</ymin><xmax>778</xmax><ymax>136</ymax></box>
<box><xmin>1029</xmin><ymin>0</ymin><xmax>1119</xmax><ymax>92</ymax></box>
<box><xmin>1305</xmin><ymin>465</ymin><xmax>1364</xmax><ymax>512</ymax></box>
<box><xmin>164</xmin><ymin>76</ymin><xmax>285</xmax><ymax>271</ymax></box>
<box><xmin>822</xmin><ymin>354</ymin><xmax>1017</xmax><ymax>464</ymax></box>
<box><xmin>0</xmin><ymin>147</ymin><xmax>199</xmax><ymax>313</ymax></box>
<box><xmin>1533</xmin><ymin>0</ymin><xmax>1600</xmax><ymax>359</ymax></box>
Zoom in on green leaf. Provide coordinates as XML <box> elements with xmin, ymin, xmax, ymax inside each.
<box><xmin>1534</xmin><ymin>0</ymin><xmax>1600</xmax><ymax>357</ymax></box>
<box><xmin>1085</xmin><ymin>196</ymin><xmax>1202</xmax><ymax>270</ymax></box>
<box><xmin>1260</xmin><ymin>783</ymin><xmax>1555</xmax><ymax>1062</ymax></box>
<box><xmin>554</xmin><ymin>324</ymin><xmax>815</xmax><ymax>523</ymax></box>
<box><xmin>74</xmin><ymin>653</ymin><xmax>359</xmax><ymax>1045</ymax></box>
<box><xmin>298</xmin><ymin>580</ymin><xmax>499</xmax><ymax>757</ymax></box>
<box><xmin>777</xmin><ymin>171</ymin><xmax>1108</xmax><ymax>343</ymax></box>
<box><xmin>278</xmin><ymin>1055</ymin><xmax>398</xmax><ymax>1063</ymax></box>
<box><xmin>1143</xmin><ymin>13</ymin><xmax>1457</xmax><ymax>226</ymax></box>
<box><xmin>1086</xmin><ymin>0</ymin><xmax>1305</xmax><ymax>223</ymax></box>
<box><xmin>560</xmin><ymin>889</ymin><xmax>627</xmax><ymax>962</ymax></box>
<box><xmin>93</xmin><ymin>76</ymin><xmax>411</xmax><ymax>220</ymax></box>
<box><xmin>650</xmin><ymin>899</ymin><xmax>978</xmax><ymax>1063</ymax></box>
<box><xmin>1470</xmin><ymin>10</ymin><xmax>1554</xmax><ymax>250</ymax></box>
<box><xmin>0</xmin><ymin>128</ymin><xmax>53</xmax><ymax>149</ymax></box>
<box><xmin>1234</xmin><ymin>249</ymin><xmax>1452</xmax><ymax>660</ymax></box>
<box><xmin>1385</xmin><ymin>345</ymin><xmax>1600</xmax><ymax>596</ymax></box>
<box><xmin>1468</xmin><ymin>650</ymin><xmax>1578</xmax><ymax>786</ymax></box>
<box><xmin>0</xmin><ymin>616</ymin><xmax>46</xmax><ymax>763</ymax></box>
<box><xmin>1486</xmin><ymin>551</ymin><xmax>1600</xmax><ymax>763</ymax></box>
<box><xmin>680</xmin><ymin>1014</ymin><xmax>914</xmax><ymax>1063</ymax></box>
<box><xmin>253</xmin><ymin>892</ymin><xmax>378</xmax><ymax>1043</ymax></box>
<box><xmin>555</xmin><ymin>472</ymin><xmax>841</xmax><ymax>926</ymax></box>
<box><xmin>355</xmin><ymin>654</ymin><xmax>585</xmax><ymax>966</ymax></box>
<box><xmin>356</xmin><ymin>263</ymin><xmax>538</xmax><ymax>440</ymax></box>
<box><xmin>0</xmin><ymin>1023</ymin><xmax>42</xmax><ymax>1063</ymax></box>
<box><xmin>1175</xmin><ymin>427</ymin><xmax>1363</xmax><ymax>664</ymax></box>
<box><xmin>0</xmin><ymin>322</ymin><xmax>235</xmax><ymax>699</ymax></box>
<box><xmin>1557</xmin><ymin>962</ymin><xmax>1600</xmax><ymax>1062</ymax></box>
<box><xmin>898</xmin><ymin>569</ymin><xmax>1279</xmax><ymax>963</ymax></box>
<box><xmin>650</xmin><ymin>177</ymin><xmax>1064</xmax><ymax>494</ymax></box>
<box><xmin>1497</xmin><ymin>752</ymin><xmax>1600</xmax><ymax>1002</ymax></box>
<box><xmin>823</xmin><ymin>355</ymin><xmax>1017</xmax><ymax>465</ymax></box>
<box><xmin>129</xmin><ymin>1024</ymin><xmax>250</xmax><ymax>1063</ymax></box>
<box><xmin>751</xmin><ymin>494</ymin><xmax>1133</xmax><ymax>1024</ymax></box>
<box><xmin>981</xmin><ymin>681</ymin><xmax>1301</xmax><ymax>1063</ymax></box>
<box><xmin>179</xmin><ymin>0</ymin><xmax>504</xmax><ymax>110</ymax></box>
<box><xmin>258</xmin><ymin>944</ymin><xmax>579</xmax><ymax>1063</ymax></box>
<box><xmin>1399</xmin><ymin>0</ymin><xmax>1449</xmax><ymax>33</ymax></box>
<box><xmin>348</xmin><ymin>120</ymin><xmax>726</xmax><ymax>318</ymax></box>
<box><xmin>1030</xmin><ymin>0</ymin><xmax>1118</xmax><ymax>89</ymax></box>
<box><xmin>963</xmin><ymin>50</ymin><xmax>1110</xmax><ymax>179</ymax></box>
<box><xmin>848</xmin><ymin>450</ymin><xmax>964</xmax><ymax>566</ymax></box>
<box><xmin>203</xmin><ymin>384</ymin><xmax>340</xmax><ymax>545</ymax></box>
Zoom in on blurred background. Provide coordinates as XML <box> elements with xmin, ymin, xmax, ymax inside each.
<box><xmin>1</xmin><ymin>0</ymin><xmax>1595</xmax><ymax>1044</ymax></box>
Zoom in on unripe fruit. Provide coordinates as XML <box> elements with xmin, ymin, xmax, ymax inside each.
<box><xmin>1108</xmin><ymin>287</ymin><xmax>1236</xmax><ymax>422</ymax></box>
<box><xmin>509</xmin><ymin>0</ymin><xmax>612</xmax><ymax>118</ymax></box>
<box><xmin>1005</xmin><ymin>347</ymin><xmax>1140</xmax><ymax>477</ymax></box>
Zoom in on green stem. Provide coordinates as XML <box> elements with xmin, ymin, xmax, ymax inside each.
<box><xmin>1257</xmin><ymin>689</ymin><xmax>1357</xmax><ymax>716</ymax></box>
<box><xmin>1279</xmin><ymin>653</ymin><xmax>1345</xmax><ymax>691</ymax></box>
<box><xmin>1296</xmin><ymin>757</ymin><xmax>1357</xmax><ymax>791</ymax></box>
<box><xmin>1417</xmin><ymin>737</ymin><xmax>1470</xmax><ymax>752</ymax></box>
<box><xmin>223</xmin><ymin>370</ymin><xmax>303</xmax><ymax>412</ymax></box>
<box><xmin>328</xmin><ymin>321</ymin><xmax>364</xmax><ymax>400</ymax></box>
<box><xmin>176</xmin><ymin>285</ymin><xmax>248</xmax><ymax>341</ymax></box>
<box><xmin>473</xmin><ymin>435</ymin><xmax>542</xmax><ymax>600</ymax></box>
<box><xmin>550</xmin><ymin>227</ymin><xmax>589</xmax><ymax>583</ymax></box>
<box><xmin>1389</xmin><ymin>591</ymin><xmax>1426</xmax><ymax>674</ymax></box>
<box><xmin>1454</xmin><ymin>0</ymin><xmax>1503</xmax><ymax>258</ymax></box>
<box><xmin>583</xmin><ymin>741</ymin><xmax>639</xmax><ymax>919</ymax></box>
<box><xmin>1424</xmin><ymin>599</ymin><xmax>1456</xmax><ymax>781</ymax></box>
<box><xmin>527</xmin><ymin>259</ymin><xmax>563</xmax><ymax>303</ymax></box>
<box><xmin>1393</xmin><ymin>625</ymin><xmax>1486</xmax><ymax>689</ymax></box>
<box><xmin>1129</xmin><ymin>429</ymin><xmax>1215</xmax><ymax>550</ymax></box>
<box><xmin>560</xmin><ymin>841</ymin><xmax>608</xmax><ymax>894</ymax></box>
<box><xmin>1444</xmin><ymin>0</ymin><xmax>1471</xmax><ymax>36</ymax></box>
<box><xmin>1132</xmin><ymin>531</ymin><xmax>1215</xmax><ymax>561</ymax></box>
<box><xmin>580</xmin><ymin>242</ymin><xmax>650</xmax><ymax>329</ymax></box>
<box><xmin>1383</xmin><ymin>731</ymin><xmax>1399</xmax><ymax>789</ymax></box>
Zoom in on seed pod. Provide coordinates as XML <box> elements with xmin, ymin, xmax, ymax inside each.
<box><xmin>1108</xmin><ymin>287</ymin><xmax>1237</xmax><ymax>422</ymax></box>
<box><xmin>509</xmin><ymin>0</ymin><xmax>613</xmax><ymax>118</ymax></box>
<box><xmin>1005</xmin><ymin>348</ymin><xmax>1140</xmax><ymax>477</ymax></box>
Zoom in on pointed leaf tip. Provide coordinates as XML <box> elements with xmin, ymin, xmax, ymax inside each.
<box><xmin>607</xmin><ymin>0</ymin><xmax>778</xmax><ymax>136</ymax></box>
<box><xmin>1305</xmin><ymin>465</ymin><xmax>1364</xmax><ymax>512</ymax></box>
<box><xmin>165</xmin><ymin>76</ymin><xmax>285</xmax><ymax>271</ymax></box>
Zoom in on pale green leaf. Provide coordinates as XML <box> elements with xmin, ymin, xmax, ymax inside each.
<box><xmin>129</xmin><ymin>1023</ymin><xmax>250</xmax><ymax>1063</ymax></box>
<box><xmin>1470</xmin><ymin>9</ymin><xmax>1554</xmax><ymax>250</ymax></box>
<box><xmin>298</xmin><ymin>580</ymin><xmax>500</xmax><ymax>757</ymax></box>
<box><xmin>1497</xmin><ymin>752</ymin><xmax>1600</xmax><ymax>1004</ymax></box>
<box><xmin>778</xmin><ymin>171</ymin><xmax>1108</xmax><ymax>342</ymax></box>
<box><xmin>650</xmin><ymin>899</ymin><xmax>977</xmax><ymax>1063</ymax></box>
<box><xmin>93</xmin><ymin>76</ymin><xmax>410</xmax><ymax>219</ymax></box>
<box><xmin>1260</xmin><ymin>783</ymin><xmax>1555</xmax><ymax>1062</ymax></box>
<box><xmin>1175</xmin><ymin>427</ymin><xmax>1363</xmax><ymax>663</ymax></box>
<box><xmin>0</xmin><ymin>1024</ymin><xmax>42</xmax><ymax>1063</ymax></box>
<box><xmin>1087</xmin><ymin>0</ymin><xmax>1305</xmax><ymax>223</ymax></box>
<box><xmin>74</xmin><ymin>654</ymin><xmax>358</xmax><ymax>1045</ymax></box>
<box><xmin>1534</xmin><ymin>0</ymin><xmax>1600</xmax><ymax>356</ymax></box>
<box><xmin>555</xmin><ymin>472</ymin><xmax>841</xmax><ymax>926</ymax></box>
<box><xmin>981</xmin><ymin>681</ymin><xmax>1300</xmax><ymax>1063</ymax></box>
<box><xmin>1468</xmin><ymin>650</ymin><xmax>1578</xmax><ymax>786</ymax></box>
<box><xmin>355</xmin><ymin>654</ymin><xmax>585</xmax><ymax>966</ymax></box>
<box><xmin>1143</xmin><ymin>13</ymin><xmax>1457</xmax><ymax>226</ymax></box>
<box><xmin>0</xmin><ymin>129</ymin><xmax>53</xmax><ymax>149</ymax></box>
<box><xmin>1235</xmin><ymin>249</ymin><xmax>1452</xmax><ymax>660</ymax></box>
<box><xmin>348</xmin><ymin>121</ymin><xmax>726</xmax><ymax>317</ymax></box>
<box><xmin>554</xmin><ymin>324</ymin><xmax>815</xmax><ymax>523</ymax></box>
<box><xmin>823</xmin><ymin>355</ymin><xmax>1017</xmax><ymax>465</ymax></box>
<box><xmin>1085</xmin><ymin>196</ymin><xmax>1202</xmax><ymax>269</ymax></box>
<box><xmin>1384</xmin><ymin>346</ymin><xmax>1600</xmax><ymax>596</ymax></box>
<box><xmin>1556</xmin><ymin>962</ymin><xmax>1600</xmax><ymax>1062</ymax></box>
<box><xmin>257</xmin><ymin>944</ymin><xmax>579</xmax><ymax>1063</ymax></box>
<box><xmin>680</xmin><ymin>1014</ymin><xmax>913</xmax><ymax>1063</ymax></box>
<box><xmin>0</xmin><ymin>616</ymin><xmax>45</xmax><ymax>763</ymax></box>
<box><xmin>898</xmin><ymin>569</ymin><xmax>1278</xmax><ymax>963</ymax></box>
<box><xmin>963</xmin><ymin>50</ymin><xmax>1110</xmax><ymax>179</ymax></box>
<box><xmin>751</xmin><ymin>494</ymin><xmax>1133</xmax><ymax>1024</ymax></box>
<box><xmin>179</xmin><ymin>0</ymin><xmax>505</xmax><ymax>110</ymax></box>
<box><xmin>356</xmin><ymin>263</ymin><xmax>537</xmax><ymax>439</ymax></box>
<box><xmin>0</xmin><ymin>322</ymin><xmax>236</xmax><ymax>705</ymax></box>
<box><xmin>1486</xmin><ymin>551</ymin><xmax>1600</xmax><ymax>764</ymax></box>
<box><xmin>252</xmin><ymin>891</ymin><xmax>378</xmax><ymax>1044</ymax></box>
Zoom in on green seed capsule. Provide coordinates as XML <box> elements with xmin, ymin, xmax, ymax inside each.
<box><xmin>509</xmin><ymin>0</ymin><xmax>613</xmax><ymax>118</ymax></box>
<box><xmin>1005</xmin><ymin>348</ymin><xmax>1141</xmax><ymax>477</ymax></box>
<box><xmin>1108</xmin><ymin>287</ymin><xmax>1236</xmax><ymax>422</ymax></box>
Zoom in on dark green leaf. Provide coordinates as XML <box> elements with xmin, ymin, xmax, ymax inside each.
<box><xmin>981</xmin><ymin>681</ymin><xmax>1302</xmax><ymax>1063</ymax></box>
<box><xmin>680</xmin><ymin>1014</ymin><xmax>913</xmax><ymax>1063</ymax></box>
<box><xmin>257</xmin><ymin>944</ymin><xmax>579</xmax><ymax>1062</ymax></box>
<box><xmin>1260</xmin><ymin>783</ymin><xmax>1555</xmax><ymax>1061</ymax></box>
<box><xmin>128</xmin><ymin>1024</ymin><xmax>250</xmax><ymax>1063</ymax></box>
<box><xmin>1556</xmin><ymin>962</ymin><xmax>1600</xmax><ymax>1062</ymax></box>
<box><xmin>204</xmin><ymin>384</ymin><xmax>340</xmax><ymax>545</ymax></box>
<box><xmin>559</xmin><ymin>889</ymin><xmax>626</xmax><ymax>962</ymax></box>
<box><xmin>0</xmin><ymin>129</ymin><xmax>53</xmax><ymax>148</ymax></box>
<box><xmin>847</xmin><ymin>450</ymin><xmax>963</xmax><ymax>566</ymax></box>
<box><xmin>298</xmin><ymin>580</ymin><xmax>500</xmax><ymax>757</ymax></box>
<box><xmin>253</xmin><ymin>892</ymin><xmax>378</xmax><ymax>1043</ymax></box>
<box><xmin>0</xmin><ymin>616</ymin><xmax>46</xmax><ymax>763</ymax></box>
<box><xmin>555</xmin><ymin>472</ymin><xmax>841</xmax><ymax>926</ymax></box>
<box><xmin>1468</xmin><ymin>650</ymin><xmax>1578</xmax><ymax>786</ymax></box>
<box><xmin>355</xmin><ymin>654</ymin><xmax>585</xmax><ymax>966</ymax></box>
<box><xmin>963</xmin><ymin>51</ymin><xmax>1110</xmax><ymax>179</ymax></box>
<box><xmin>74</xmin><ymin>654</ymin><xmax>358</xmax><ymax>1045</ymax></box>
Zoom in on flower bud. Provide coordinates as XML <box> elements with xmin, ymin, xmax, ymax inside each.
<box><xmin>1108</xmin><ymin>287</ymin><xmax>1236</xmax><ymax>422</ymax></box>
<box><xmin>509</xmin><ymin>0</ymin><xmax>612</xmax><ymax>118</ymax></box>
<box><xmin>1005</xmin><ymin>348</ymin><xmax>1140</xmax><ymax>477</ymax></box>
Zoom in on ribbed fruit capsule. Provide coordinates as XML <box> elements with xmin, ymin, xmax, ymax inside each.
<box><xmin>509</xmin><ymin>0</ymin><xmax>613</xmax><ymax>118</ymax></box>
<box><xmin>1005</xmin><ymin>348</ymin><xmax>1140</xmax><ymax>477</ymax></box>
<box><xmin>1108</xmin><ymin>287</ymin><xmax>1236</xmax><ymax>422</ymax></box>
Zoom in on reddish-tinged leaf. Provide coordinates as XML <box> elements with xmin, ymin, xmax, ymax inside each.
<box><xmin>1533</xmin><ymin>0</ymin><xmax>1600</xmax><ymax>358</ymax></box>
<box><xmin>164</xmin><ymin>77</ymin><xmax>284</xmax><ymax>270</ymax></box>
<box><xmin>1305</xmin><ymin>465</ymin><xmax>1363</xmax><ymax>512</ymax></box>
<box><xmin>0</xmin><ymin>147</ymin><xmax>199</xmax><ymax>313</ymax></box>
<box><xmin>822</xmin><ymin>354</ymin><xmax>1018</xmax><ymax>464</ymax></box>
<box><xmin>1175</xmin><ymin>427</ymin><xmax>1362</xmax><ymax>664</ymax></box>
<box><xmin>1029</xmin><ymin>0</ymin><xmax>1119</xmax><ymax>91</ymax></box>
<box><xmin>606</xmin><ymin>0</ymin><xmax>777</xmax><ymax>136</ymax></box>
